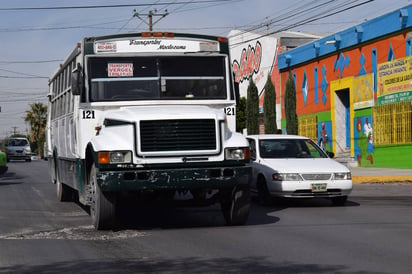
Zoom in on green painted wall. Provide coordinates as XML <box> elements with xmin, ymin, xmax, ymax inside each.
<box><xmin>354</xmin><ymin>108</ymin><xmax>371</xmax><ymax>118</ymax></box>
<box><xmin>371</xmin><ymin>144</ymin><xmax>412</xmax><ymax>169</ymax></box>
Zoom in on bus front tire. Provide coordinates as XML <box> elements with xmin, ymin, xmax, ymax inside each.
<box><xmin>220</xmin><ymin>186</ymin><xmax>250</xmax><ymax>226</ymax></box>
<box><xmin>57</xmin><ymin>181</ymin><xmax>74</xmax><ymax>202</ymax></box>
<box><xmin>89</xmin><ymin>165</ymin><xmax>116</xmax><ymax>230</ymax></box>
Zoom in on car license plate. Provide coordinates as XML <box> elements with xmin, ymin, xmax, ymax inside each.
<box><xmin>311</xmin><ymin>183</ymin><xmax>327</xmax><ymax>192</ymax></box>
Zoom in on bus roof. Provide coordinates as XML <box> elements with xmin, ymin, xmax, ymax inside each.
<box><xmin>83</xmin><ymin>32</ymin><xmax>229</xmax><ymax>55</ymax></box>
<box><xmin>84</xmin><ymin>32</ymin><xmax>228</xmax><ymax>43</ymax></box>
<box><xmin>49</xmin><ymin>32</ymin><xmax>230</xmax><ymax>81</ymax></box>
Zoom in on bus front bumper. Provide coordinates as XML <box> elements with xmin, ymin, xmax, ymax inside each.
<box><xmin>96</xmin><ymin>165</ymin><xmax>252</xmax><ymax>191</ymax></box>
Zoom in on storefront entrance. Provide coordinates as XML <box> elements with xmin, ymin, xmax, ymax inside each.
<box><xmin>330</xmin><ymin>78</ymin><xmax>354</xmax><ymax>158</ymax></box>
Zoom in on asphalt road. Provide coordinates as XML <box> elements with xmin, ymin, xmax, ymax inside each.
<box><xmin>1</xmin><ymin>160</ymin><xmax>412</xmax><ymax>273</ymax></box>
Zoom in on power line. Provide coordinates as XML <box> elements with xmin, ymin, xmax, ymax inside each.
<box><xmin>0</xmin><ymin>75</ymin><xmax>47</xmax><ymax>79</ymax></box>
<box><xmin>0</xmin><ymin>68</ymin><xmax>47</xmax><ymax>78</ymax></box>
<box><xmin>229</xmin><ymin>0</ymin><xmax>357</xmax><ymax>40</ymax></box>
<box><xmin>0</xmin><ymin>19</ymin><xmax>132</xmax><ymax>33</ymax></box>
<box><xmin>0</xmin><ymin>59</ymin><xmax>62</xmax><ymax>64</ymax></box>
<box><xmin>229</xmin><ymin>0</ymin><xmax>374</xmax><ymax>47</ymax></box>
<box><xmin>0</xmin><ymin>1</ymin><xmax>233</xmax><ymax>11</ymax></box>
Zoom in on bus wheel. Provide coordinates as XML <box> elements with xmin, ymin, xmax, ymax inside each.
<box><xmin>57</xmin><ymin>181</ymin><xmax>73</xmax><ymax>202</ymax></box>
<box><xmin>220</xmin><ymin>186</ymin><xmax>250</xmax><ymax>226</ymax></box>
<box><xmin>89</xmin><ymin>165</ymin><xmax>116</xmax><ymax>230</ymax></box>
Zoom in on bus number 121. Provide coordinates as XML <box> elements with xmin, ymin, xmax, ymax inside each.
<box><xmin>82</xmin><ymin>110</ymin><xmax>95</xmax><ymax>119</ymax></box>
<box><xmin>224</xmin><ymin>107</ymin><xmax>235</xmax><ymax>116</ymax></box>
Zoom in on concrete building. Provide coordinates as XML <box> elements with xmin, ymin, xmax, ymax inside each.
<box><xmin>277</xmin><ymin>5</ymin><xmax>412</xmax><ymax>168</ymax></box>
<box><xmin>229</xmin><ymin>30</ymin><xmax>321</xmax><ymax>133</ymax></box>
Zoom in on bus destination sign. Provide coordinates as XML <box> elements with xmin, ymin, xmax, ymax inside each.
<box><xmin>95</xmin><ymin>39</ymin><xmax>218</xmax><ymax>53</ymax></box>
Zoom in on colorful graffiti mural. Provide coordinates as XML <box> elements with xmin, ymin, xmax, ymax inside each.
<box><xmin>317</xmin><ymin>121</ymin><xmax>332</xmax><ymax>152</ymax></box>
<box><xmin>279</xmin><ymin>33</ymin><xmax>411</xmax><ymax>167</ymax></box>
<box><xmin>354</xmin><ymin>116</ymin><xmax>374</xmax><ymax>167</ymax></box>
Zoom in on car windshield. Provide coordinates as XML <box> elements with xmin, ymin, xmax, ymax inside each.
<box><xmin>8</xmin><ymin>139</ymin><xmax>28</xmax><ymax>146</ymax></box>
<box><xmin>87</xmin><ymin>56</ymin><xmax>227</xmax><ymax>102</ymax></box>
<box><xmin>259</xmin><ymin>138</ymin><xmax>327</xmax><ymax>159</ymax></box>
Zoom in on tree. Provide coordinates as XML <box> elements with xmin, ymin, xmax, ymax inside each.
<box><xmin>24</xmin><ymin>102</ymin><xmax>47</xmax><ymax>158</ymax></box>
<box><xmin>246</xmin><ymin>78</ymin><xmax>259</xmax><ymax>135</ymax></box>
<box><xmin>285</xmin><ymin>73</ymin><xmax>298</xmax><ymax>135</ymax></box>
<box><xmin>263</xmin><ymin>75</ymin><xmax>277</xmax><ymax>134</ymax></box>
<box><xmin>236</xmin><ymin>97</ymin><xmax>247</xmax><ymax>133</ymax></box>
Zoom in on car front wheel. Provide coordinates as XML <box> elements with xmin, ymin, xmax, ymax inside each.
<box><xmin>257</xmin><ymin>177</ymin><xmax>273</xmax><ymax>206</ymax></box>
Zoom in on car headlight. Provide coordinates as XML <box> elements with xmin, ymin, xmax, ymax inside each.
<box><xmin>334</xmin><ymin>172</ymin><xmax>352</xmax><ymax>180</ymax></box>
<box><xmin>225</xmin><ymin>147</ymin><xmax>250</xmax><ymax>160</ymax></box>
<box><xmin>272</xmin><ymin>173</ymin><xmax>303</xmax><ymax>181</ymax></box>
<box><xmin>24</xmin><ymin>147</ymin><xmax>31</xmax><ymax>154</ymax></box>
<box><xmin>98</xmin><ymin>151</ymin><xmax>132</xmax><ymax>164</ymax></box>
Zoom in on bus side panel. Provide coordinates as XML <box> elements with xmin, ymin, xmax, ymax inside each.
<box><xmin>57</xmin><ymin>158</ymin><xmax>80</xmax><ymax>191</ymax></box>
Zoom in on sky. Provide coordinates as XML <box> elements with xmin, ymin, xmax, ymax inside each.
<box><xmin>0</xmin><ymin>0</ymin><xmax>411</xmax><ymax>138</ymax></box>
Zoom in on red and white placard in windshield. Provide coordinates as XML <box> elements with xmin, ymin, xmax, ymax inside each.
<box><xmin>95</xmin><ymin>39</ymin><xmax>219</xmax><ymax>53</ymax></box>
<box><xmin>107</xmin><ymin>63</ymin><xmax>133</xmax><ymax>77</ymax></box>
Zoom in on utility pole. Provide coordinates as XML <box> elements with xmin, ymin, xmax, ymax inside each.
<box><xmin>133</xmin><ymin>9</ymin><xmax>169</xmax><ymax>31</ymax></box>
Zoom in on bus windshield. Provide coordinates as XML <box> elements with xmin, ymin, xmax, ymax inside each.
<box><xmin>88</xmin><ymin>56</ymin><xmax>227</xmax><ymax>102</ymax></box>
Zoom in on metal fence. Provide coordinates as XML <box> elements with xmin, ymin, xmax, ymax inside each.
<box><xmin>373</xmin><ymin>101</ymin><xmax>412</xmax><ymax>145</ymax></box>
<box><xmin>298</xmin><ymin>115</ymin><xmax>318</xmax><ymax>141</ymax></box>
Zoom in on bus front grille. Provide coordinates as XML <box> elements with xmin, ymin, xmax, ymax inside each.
<box><xmin>140</xmin><ymin>119</ymin><xmax>217</xmax><ymax>152</ymax></box>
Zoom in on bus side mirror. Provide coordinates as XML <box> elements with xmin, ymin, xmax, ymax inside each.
<box><xmin>71</xmin><ymin>63</ymin><xmax>83</xmax><ymax>96</ymax></box>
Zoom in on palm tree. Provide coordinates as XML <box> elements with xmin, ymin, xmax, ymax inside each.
<box><xmin>24</xmin><ymin>102</ymin><xmax>47</xmax><ymax>158</ymax></box>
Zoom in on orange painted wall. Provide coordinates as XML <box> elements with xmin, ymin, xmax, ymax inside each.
<box><xmin>279</xmin><ymin>33</ymin><xmax>408</xmax><ymax>118</ymax></box>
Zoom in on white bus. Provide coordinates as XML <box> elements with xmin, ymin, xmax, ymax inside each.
<box><xmin>46</xmin><ymin>32</ymin><xmax>251</xmax><ymax>230</ymax></box>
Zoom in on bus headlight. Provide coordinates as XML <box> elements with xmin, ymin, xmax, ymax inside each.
<box><xmin>225</xmin><ymin>147</ymin><xmax>250</xmax><ymax>160</ymax></box>
<box><xmin>98</xmin><ymin>151</ymin><xmax>132</xmax><ymax>164</ymax></box>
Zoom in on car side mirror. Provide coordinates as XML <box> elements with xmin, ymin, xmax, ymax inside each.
<box><xmin>327</xmin><ymin>151</ymin><xmax>334</xmax><ymax>158</ymax></box>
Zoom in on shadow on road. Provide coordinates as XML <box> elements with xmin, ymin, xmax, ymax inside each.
<box><xmin>251</xmin><ymin>196</ymin><xmax>360</xmax><ymax>208</ymax></box>
<box><xmin>112</xmin><ymin>198</ymin><xmax>281</xmax><ymax>230</ymax></box>
<box><xmin>73</xmin><ymin>195</ymin><xmax>361</xmax><ymax>231</ymax></box>
<box><xmin>0</xmin><ymin>171</ymin><xmax>25</xmax><ymax>186</ymax></box>
<box><xmin>0</xmin><ymin>257</ymin><xmax>355</xmax><ymax>274</ymax></box>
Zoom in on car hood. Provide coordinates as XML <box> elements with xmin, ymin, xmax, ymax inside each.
<box><xmin>257</xmin><ymin>158</ymin><xmax>350</xmax><ymax>173</ymax></box>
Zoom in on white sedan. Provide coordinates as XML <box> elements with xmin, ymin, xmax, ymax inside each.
<box><xmin>247</xmin><ymin>134</ymin><xmax>352</xmax><ymax>206</ymax></box>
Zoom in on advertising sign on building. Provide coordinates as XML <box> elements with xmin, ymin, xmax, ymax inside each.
<box><xmin>353</xmin><ymin>73</ymin><xmax>374</xmax><ymax>109</ymax></box>
<box><xmin>229</xmin><ymin>30</ymin><xmax>280</xmax><ymax>111</ymax></box>
<box><xmin>377</xmin><ymin>56</ymin><xmax>412</xmax><ymax>105</ymax></box>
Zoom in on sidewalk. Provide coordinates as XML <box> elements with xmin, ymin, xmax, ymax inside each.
<box><xmin>349</xmin><ymin>166</ymin><xmax>412</xmax><ymax>184</ymax></box>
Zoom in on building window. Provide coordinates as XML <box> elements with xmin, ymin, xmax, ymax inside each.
<box><xmin>373</xmin><ymin>102</ymin><xmax>412</xmax><ymax>145</ymax></box>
